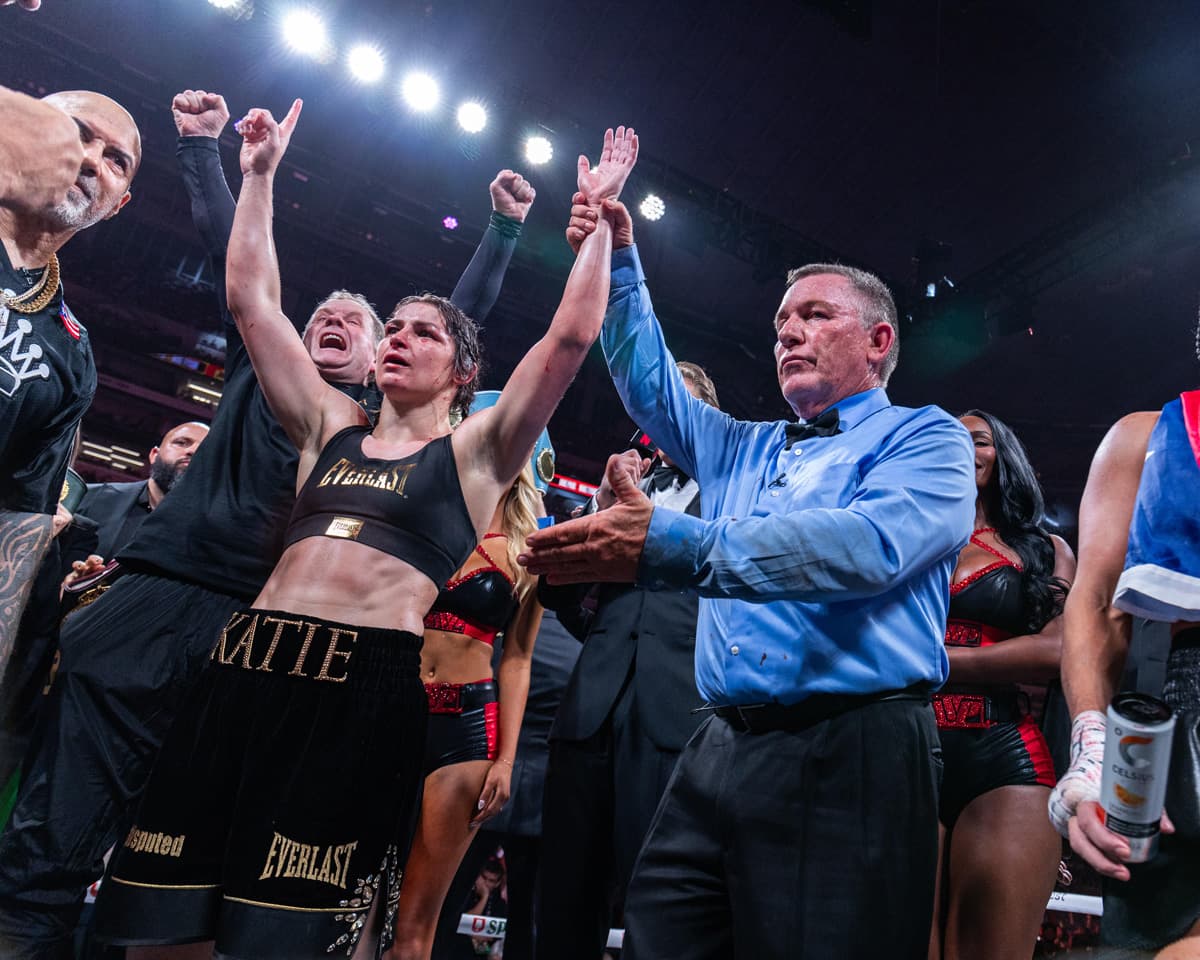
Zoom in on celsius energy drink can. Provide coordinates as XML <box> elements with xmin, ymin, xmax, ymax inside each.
<box><xmin>1101</xmin><ymin>692</ymin><xmax>1176</xmax><ymax>862</ymax></box>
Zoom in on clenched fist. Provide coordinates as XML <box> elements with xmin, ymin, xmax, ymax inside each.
<box><xmin>173</xmin><ymin>89</ymin><xmax>231</xmax><ymax>140</ymax></box>
<box><xmin>489</xmin><ymin>169</ymin><xmax>536</xmax><ymax>222</ymax></box>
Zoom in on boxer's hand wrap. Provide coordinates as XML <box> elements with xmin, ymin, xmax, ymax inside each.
<box><xmin>1048</xmin><ymin>709</ymin><xmax>1107</xmax><ymax>837</ymax></box>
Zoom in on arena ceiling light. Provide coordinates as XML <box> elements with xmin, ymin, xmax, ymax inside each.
<box><xmin>639</xmin><ymin>194</ymin><xmax>666</xmax><ymax>221</ymax></box>
<box><xmin>524</xmin><ymin>135</ymin><xmax>553</xmax><ymax>166</ymax></box>
<box><xmin>456</xmin><ymin>101</ymin><xmax>488</xmax><ymax>134</ymax></box>
<box><xmin>401</xmin><ymin>72</ymin><xmax>441</xmax><ymax>113</ymax></box>
<box><xmin>208</xmin><ymin>0</ymin><xmax>254</xmax><ymax>15</ymax></box>
<box><xmin>347</xmin><ymin>44</ymin><xmax>386</xmax><ymax>85</ymax></box>
<box><xmin>282</xmin><ymin>8</ymin><xmax>330</xmax><ymax>59</ymax></box>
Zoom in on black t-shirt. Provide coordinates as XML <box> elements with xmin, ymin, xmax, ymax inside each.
<box><xmin>119</xmin><ymin>309</ymin><xmax>369</xmax><ymax>599</ymax></box>
<box><xmin>0</xmin><ymin>243</ymin><xmax>96</xmax><ymax>515</ymax></box>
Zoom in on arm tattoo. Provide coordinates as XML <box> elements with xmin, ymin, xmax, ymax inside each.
<box><xmin>0</xmin><ymin>510</ymin><xmax>54</xmax><ymax>672</ymax></box>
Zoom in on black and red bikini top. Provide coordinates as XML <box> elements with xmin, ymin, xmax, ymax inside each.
<box><xmin>946</xmin><ymin>528</ymin><xmax>1027</xmax><ymax>646</ymax></box>
<box><xmin>423</xmin><ymin>535</ymin><xmax>519</xmax><ymax>647</ymax></box>
<box><xmin>284</xmin><ymin>425</ymin><xmax>477</xmax><ymax>589</ymax></box>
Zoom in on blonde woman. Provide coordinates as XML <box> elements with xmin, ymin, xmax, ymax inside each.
<box><xmin>387</xmin><ymin>399</ymin><xmax>547</xmax><ymax>960</ymax></box>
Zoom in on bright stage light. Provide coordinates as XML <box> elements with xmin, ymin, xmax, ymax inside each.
<box><xmin>524</xmin><ymin>135</ymin><xmax>553</xmax><ymax>166</ymax></box>
<box><xmin>401</xmin><ymin>72</ymin><xmax>441</xmax><ymax>112</ymax></box>
<box><xmin>347</xmin><ymin>45</ymin><xmax>385</xmax><ymax>84</ymax></box>
<box><xmin>639</xmin><ymin>194</ymin><xmax>665</xmax><ymax>221</ymax></box>
<box><xmin>207</xmin><ymin>0</ymin><xmax>241</xmax><ymax>8</ymax></box>
<box><xmin>457</xmin><ymin>101</ymin><xmax>487</xmax><ymax>134</ymax></box>
<box><xmin>442</xmin><ymin>215</ymin><xmax>459</xmax><ymax>230</ymax></box>
<box><xmin>282</xmin><ymin>8</ymin><xmax>329</xmax><ymax>58</ymax></box>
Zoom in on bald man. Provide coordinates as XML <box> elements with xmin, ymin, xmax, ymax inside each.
<box><xmin>0</xmin><ymin>87</ymin><xmax>140</xmax><ymax>682</ymax></box>
<box><xmin>76</xmin><ymin>421</ymin><xmax>210</xmax><ymax>563</ymax></box>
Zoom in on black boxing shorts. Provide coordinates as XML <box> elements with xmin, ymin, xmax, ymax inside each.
<box><xmin>92</xmin><ymin>608</ymin><xmax>428</xmax><ymax>959</ymax></box>
<box><xmin>423</xmin><ymin>679</ymin><xmax>498</xmax><ymax>773</ymax></box>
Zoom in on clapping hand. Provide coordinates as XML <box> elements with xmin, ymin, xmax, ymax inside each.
<box><xmin>173</xmin><ymin>89</ymin><xmax>231</xmax><ymax>139</ymax></box>
<box><xmin>235</xmin><ymin>99</ymin><xmax>303</xmax><ymax>177</ymax></box>
<box><xmin>490</xmin><ymin>169</ymin><xmax>536</xmax><ymax>222</ymax></box>
<box><xmin>576</xmin><ymin>125</ymin><xmax>638</xmax><ymax>206</ymax></box>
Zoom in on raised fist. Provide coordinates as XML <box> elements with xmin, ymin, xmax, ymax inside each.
<box><xmin>490</xmin><ymin>169</ymin><xmax>536</xmax><ymax>223</ymax></box>
<box><xmin>173</xmin><ymin>89</ymin><xmax>231</xmax><ymax>140</ymax></box>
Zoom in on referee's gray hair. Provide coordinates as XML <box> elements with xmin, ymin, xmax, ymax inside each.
<box><xmin>785</xmin><ymin>264</ymin><xmax>900</xmax><ymax>385</ymax></box>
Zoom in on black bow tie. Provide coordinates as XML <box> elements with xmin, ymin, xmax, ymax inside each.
<box><xmin>784</xmin><ymin>408</ymin><xmax>842</xmax><ymax>450</ymax></box>
<box><xmin>648</xmin><ymin>462</ymin><xmax>688</xmax><ymax>493</ymax></box>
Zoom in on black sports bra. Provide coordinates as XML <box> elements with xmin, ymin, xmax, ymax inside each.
<box><xmin>284</xmin><ymin>425</ymin><xmax>477</xmax><ymax>589</ymax></box>
<box><xmin>424</xmin><ymin>535</ymin><xmax>519</xmax><ymax>647</ymax></box>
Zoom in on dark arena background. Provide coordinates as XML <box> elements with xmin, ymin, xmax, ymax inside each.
<box><xmin>3</xmin><ymin>4</ymin><xmax>1200</xmax><ymax>955</ymax></box>
<box><xmin>5</xmin><ymin>0</ymin><xmax>1200</xmax><ymax>521</ymax></box>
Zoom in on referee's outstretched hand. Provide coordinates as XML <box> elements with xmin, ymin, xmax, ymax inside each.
<box><xmin>519</xmin><ymin>452</ymin><xmax>652</xmax><ymax>585</ymax></box>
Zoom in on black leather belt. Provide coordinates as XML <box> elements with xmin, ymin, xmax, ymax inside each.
<box><xmin>708</xmin><ymin>684</ymin><xmax>931</xmax><ymax>734</ymax></box>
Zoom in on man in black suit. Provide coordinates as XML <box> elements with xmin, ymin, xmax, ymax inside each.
<box><xmin>0</xmin><ymin>420</ymin><xmax>207</xmax><ymax>809</ymax></box>
<box><xmin>76</xmin><ymin>420</ymin><xmax>208</xmax><ymax>563</ymax></box>
<box><xmin>534</xmin><ymin>362</ymin><xmax>718</xmax><ymax>960</ymax></box>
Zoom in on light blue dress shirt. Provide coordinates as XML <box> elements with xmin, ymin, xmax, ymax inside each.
<box><xmin>602</xmin><ymin>245</ymin><xmax>976</xmax><ymax>706</ymax></box>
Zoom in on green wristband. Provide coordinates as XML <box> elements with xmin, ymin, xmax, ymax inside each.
<box><xmin>489</xmin><ymin>211</ymin><xmax>523</xmax><ymax>240</ymax></box>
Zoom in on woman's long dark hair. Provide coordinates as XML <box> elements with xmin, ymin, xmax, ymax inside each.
<box><xmin>962</xmin><ymin>409</ymin><xmax>1068</xmax><ymax>633</ymax></box>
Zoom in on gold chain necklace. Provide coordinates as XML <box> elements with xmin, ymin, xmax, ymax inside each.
<box><xmin>2</xmin><ymin>253</ymin><xmax>61</xmax><ymax>314</ymax></box>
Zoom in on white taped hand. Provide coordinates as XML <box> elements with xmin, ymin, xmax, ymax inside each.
<box><xmin>1048</xmin><ymin>709</ymin><xmax>1107</xmax><ymax>837</ymax></box>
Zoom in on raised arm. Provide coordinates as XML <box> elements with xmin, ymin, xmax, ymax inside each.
<box><xmin>226</xmin><ymin>102</ymin><xmax>344</xmax><ymax>450</ymax></box>
<box><xmin>567</xmin><ymin>198</ymin><xmax>740</xmax><ymax>484</ymax></box>
<box><xmin>174</xmin><ymin>90</ymin><xmax>239</xmax><ymax>331</ymax></box>
<box><xmin>456</xmin><ymin>127</ymin><xmax>637</xmax><ymax>496</ymax></box>
<box><xmin>450</xmin><ymin>170</ymin><xmax>534</xmax><ymax>320</ymax></box>
<box><xmin>0</xmin><ymin>86</ymin><xmax>81</xmax><ymax>211</ymax></box>
<box><xmin>174</xmin><ymin>90</ymin><xmax>235</xmax><ymax>259</ymax></box>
